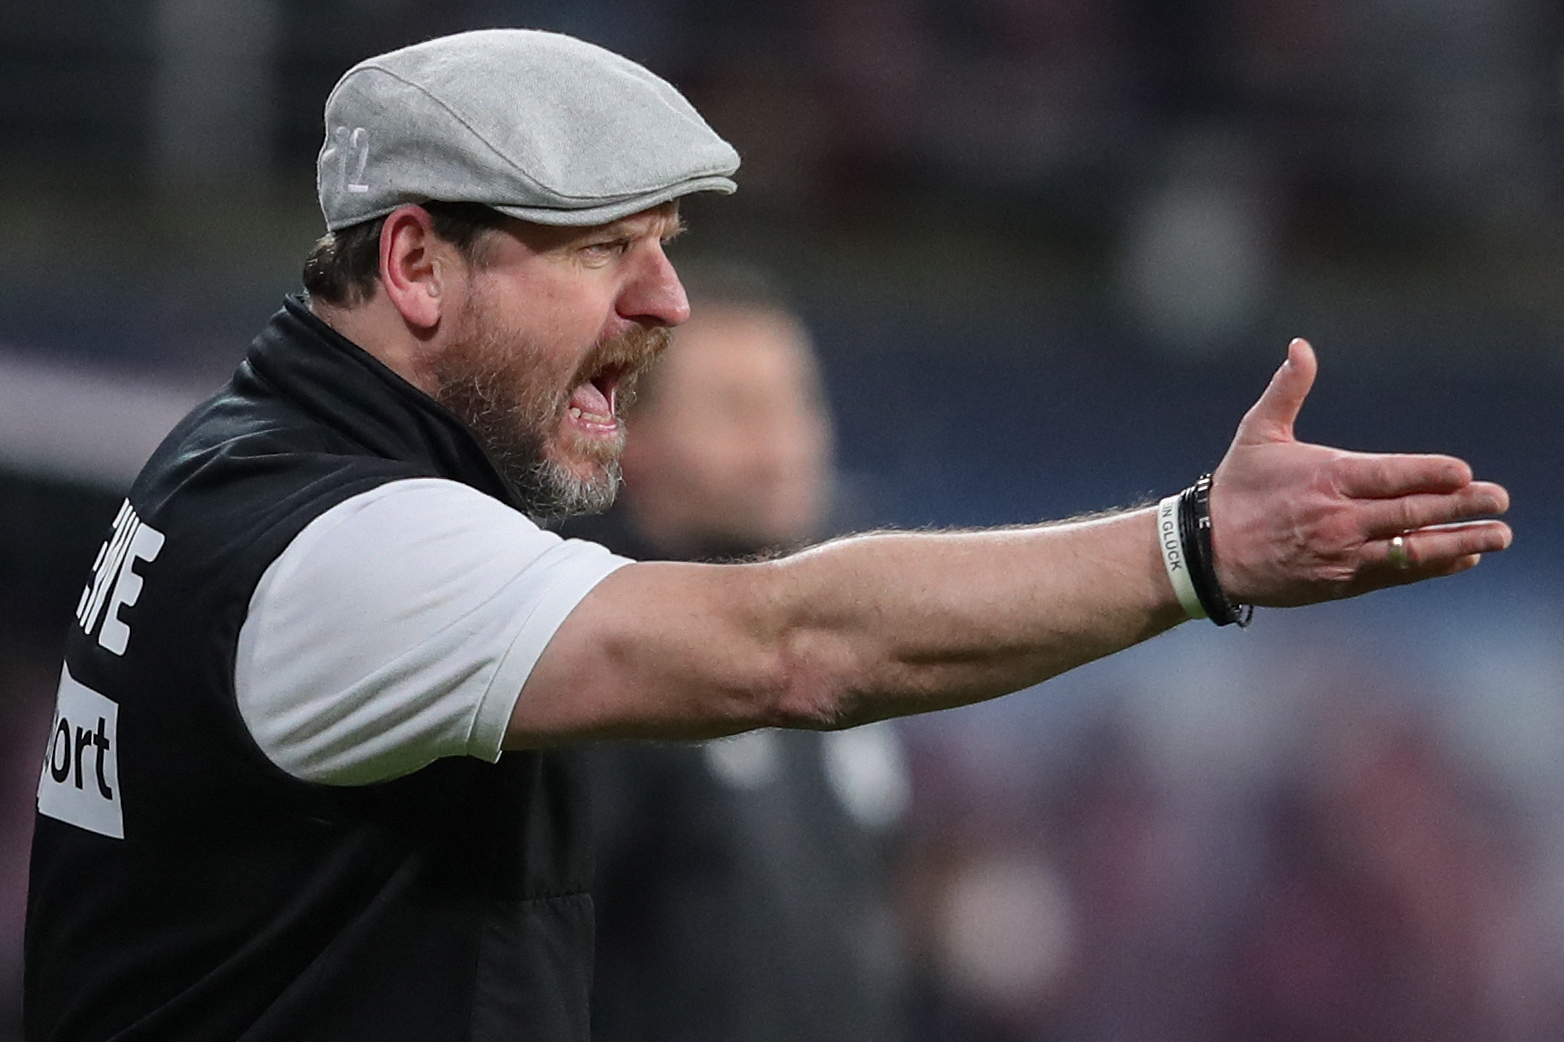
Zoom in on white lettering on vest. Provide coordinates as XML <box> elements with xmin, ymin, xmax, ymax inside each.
<box><xmin>76</xmin><ymin>501</ymin><xmax>165</xmax><ymax>656</ymax></box>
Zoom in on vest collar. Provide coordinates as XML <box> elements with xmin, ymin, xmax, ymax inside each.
<box><xmin>246</xmin><ymin>296</ymin><xmax>519</xmax><ymax>508</ymax></box>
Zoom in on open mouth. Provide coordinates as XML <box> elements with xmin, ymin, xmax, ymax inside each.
<box><xmin>564</xmin><ymin>326</ymin><xmax>668</xmax><ymax>433</ymax></box>
<box><xmin>567</xmin><ymin>362</ymin><xmax>632</xmax><ymax>429</ymax></box>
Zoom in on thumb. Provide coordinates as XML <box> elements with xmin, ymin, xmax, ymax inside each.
<box><xmin>1235</xmin><ymin>338</ymin><xmax>1317</xmax><ymax>444</ymax></box>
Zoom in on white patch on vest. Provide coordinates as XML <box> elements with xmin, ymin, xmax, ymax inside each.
<box><xmin>37</xmin><ymin>668</ymin><xmax>124</xmax><ymax>840</ymax></box>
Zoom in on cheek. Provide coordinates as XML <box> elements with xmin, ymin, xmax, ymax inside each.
<box><xmin>521</xmin><ymin>279</ymin><xmax>617</xmax><ymax>350</ymax></box>
<box><xmin>478</xmin><ymin>278</ymin><xmax>607</xmax><ymax>366</ymax></box>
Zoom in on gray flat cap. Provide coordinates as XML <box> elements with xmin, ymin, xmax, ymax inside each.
<box><xmin>317</xmin><ymin>29</ymin><xmax>739</xmax><ymax>231</ymax></box>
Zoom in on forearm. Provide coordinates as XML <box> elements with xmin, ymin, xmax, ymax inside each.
<box><xmin>762</xmin><ymin>508</ymin><xmax>1186</xmax><ymax>727</ymax></box>
<box><xmin>510</xmin><ymin>507</ymin><xmax>1188</xmax><ymax>746</ymax></box>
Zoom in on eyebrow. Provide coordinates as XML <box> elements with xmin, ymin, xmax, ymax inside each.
<box><xmin>599</xmin><ymin>206</ymin><xmax>685</xmax><ymax>243</ymax></box>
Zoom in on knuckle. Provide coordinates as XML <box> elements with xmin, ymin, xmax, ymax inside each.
<box><xmin>1320</xmin><ymin>454</ymin><xmax>1361</xmax><ymax>495</ymax></box>
<box><xmin>1393</xmin><ymin>498</ymin><xmax>1421</xmax><ymax>531</ymax></box>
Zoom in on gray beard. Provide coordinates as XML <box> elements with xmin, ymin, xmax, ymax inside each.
<box><xmin>435</xmin><ymin>371</ymin><xmax>623</xmax><ymax>522</ymax></box>
<box><xmin>431</xmin><ymin>299</ymin><xmax>664</xmax><ymax>523</ymax></box>
<box><xmin>513</xmin><ymin>453</ymin><xmax>622</xmax><ymax>523</ymax></box>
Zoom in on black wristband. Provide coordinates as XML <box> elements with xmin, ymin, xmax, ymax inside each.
<box><xmin>1179</xmin><ymin>474</ymin><xmax>1253</xmax><ymax>628</ymax></box>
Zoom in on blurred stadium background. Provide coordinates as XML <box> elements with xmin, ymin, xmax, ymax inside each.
<box><xmin>2</xmin><ymin>1</ymin><xmax>1562</xmax><ymax>1039</ymax></box>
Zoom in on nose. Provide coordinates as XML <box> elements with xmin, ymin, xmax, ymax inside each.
<box><xmin>617</xmin><ymin>244</ymin><xmax>690</xmax><ymax>328</ymax></box>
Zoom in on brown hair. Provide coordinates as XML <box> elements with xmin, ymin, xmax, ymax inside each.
<box><xmin>300</xmin><ymin>201</ymin><xmax>513</xmax><ymax>307</ymax></box>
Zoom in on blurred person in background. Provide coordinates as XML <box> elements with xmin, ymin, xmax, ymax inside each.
<box><xmin>568</xmin><ymin>263</ymin><xmax>911</xmax><ymax>1042</ymax></box>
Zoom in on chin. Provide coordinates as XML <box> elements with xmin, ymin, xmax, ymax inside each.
<box><xmin>552</xmin><ymin>451</ymin><xmax>619</xmax><ymax>489</ymax></box>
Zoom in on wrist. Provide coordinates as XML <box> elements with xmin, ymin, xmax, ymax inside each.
<box><xmin>1157</xmin><ymin>494</ymin><xmax>1206</xmax><ymax>621</ymax></box>
<box><xmin>1158</xmin><ymin>476</ymin><xmax>1252</xmax><ymax>627</ymax></box>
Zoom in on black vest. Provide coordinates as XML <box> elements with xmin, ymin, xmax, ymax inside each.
<box><xmin>25</xmin><ymin>298</ymin><xmax>594</xmax><ymax>1042</ymax></box>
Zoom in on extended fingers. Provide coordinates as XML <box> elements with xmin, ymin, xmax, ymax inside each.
<box><xmin>1369</xmin><ymin>521</ymin><xmax>1513</xmax><ymax>582</ymax></box>
<box><xmin>1353</xmin><ymin>480</ymin><xmax>1509</xmax><ymax>537</ymax></box>
<box><xmin>1331</xmin><ymin>452</ymin><xmax>1475</xmax><ymax>498</ymax></box>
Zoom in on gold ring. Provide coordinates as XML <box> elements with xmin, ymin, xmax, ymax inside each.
<box><xmin>1388</xmin><ymin>534</ymin><xmax>1410</xmax><ymax>570</ymax></box>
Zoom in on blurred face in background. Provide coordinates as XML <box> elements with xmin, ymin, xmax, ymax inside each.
<box><xmin>620</xmin><ymin>303</ymin><xmax>834</xmax><ymax>558</ymax></box>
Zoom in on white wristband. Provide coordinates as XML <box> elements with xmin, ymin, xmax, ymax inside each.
<box><xmin>1158</xmin><ymin>494</ymin><xmax>1206</xmax><ymax>620</ymax></box>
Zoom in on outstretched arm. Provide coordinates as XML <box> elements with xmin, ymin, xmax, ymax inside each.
<box><xmin>508</xmin><ymin>339</ymin><xmax>1510</xmax><ymax>747</ymax></box>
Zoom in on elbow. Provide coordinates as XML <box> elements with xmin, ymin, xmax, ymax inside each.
<box><xmin>722</xmin><ymin>559</ymin><xmax>864</xmax><ymax>732</ymax></box>
<box><xmin>749</xmin><ymin>633</ymin><xmax>861</xmax><ymax>732</ymax></box>
<box><xmin>768</xmin><ymin>680</ymin><xmax>850</xmax><ymax>731</ymax></box>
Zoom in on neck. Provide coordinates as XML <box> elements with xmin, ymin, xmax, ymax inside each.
<box><xmin>310</xmin><ymin>295</ymin><xmax>441</xmax><ymax>396</ymax></box>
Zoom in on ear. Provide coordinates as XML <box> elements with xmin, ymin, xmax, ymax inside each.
<box><xmin>378</xmin><ymin>204</ymin><xmax>457</xmax><ymax>332</ymax></box>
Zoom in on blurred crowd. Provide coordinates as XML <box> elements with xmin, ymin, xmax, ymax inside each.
<box><xmin>894</xmin><ymin>674</ymin><xmax>1564</xmax><ymax>1042</ymax></box>
<box><xmin>3</xmin><ymin>0</ymin><xmax>1560</xmax><ymax>373</ymax></box>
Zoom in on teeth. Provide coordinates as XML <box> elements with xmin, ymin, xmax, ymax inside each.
<box><xmin>569</xmin><ymin>406</ymin><xmax>612</xmax><ymax>423</ymax></box>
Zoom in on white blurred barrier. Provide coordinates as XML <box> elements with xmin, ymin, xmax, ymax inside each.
<box><xmin>0</xmin><ymin>352</ymin><xmax>204</xmax><ymax>488</ymax></box>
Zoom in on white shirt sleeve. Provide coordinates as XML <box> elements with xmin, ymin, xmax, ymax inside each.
<box><xmin>234</xmin><ymin>477</ymin><xmax>631</xmax><ymax>785</ymax></box>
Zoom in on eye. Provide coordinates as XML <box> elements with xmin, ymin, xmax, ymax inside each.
<box><xmin>586</xmin><ymin>237</ymin><xmax>633</xmax><ymax>258</ymax></box>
